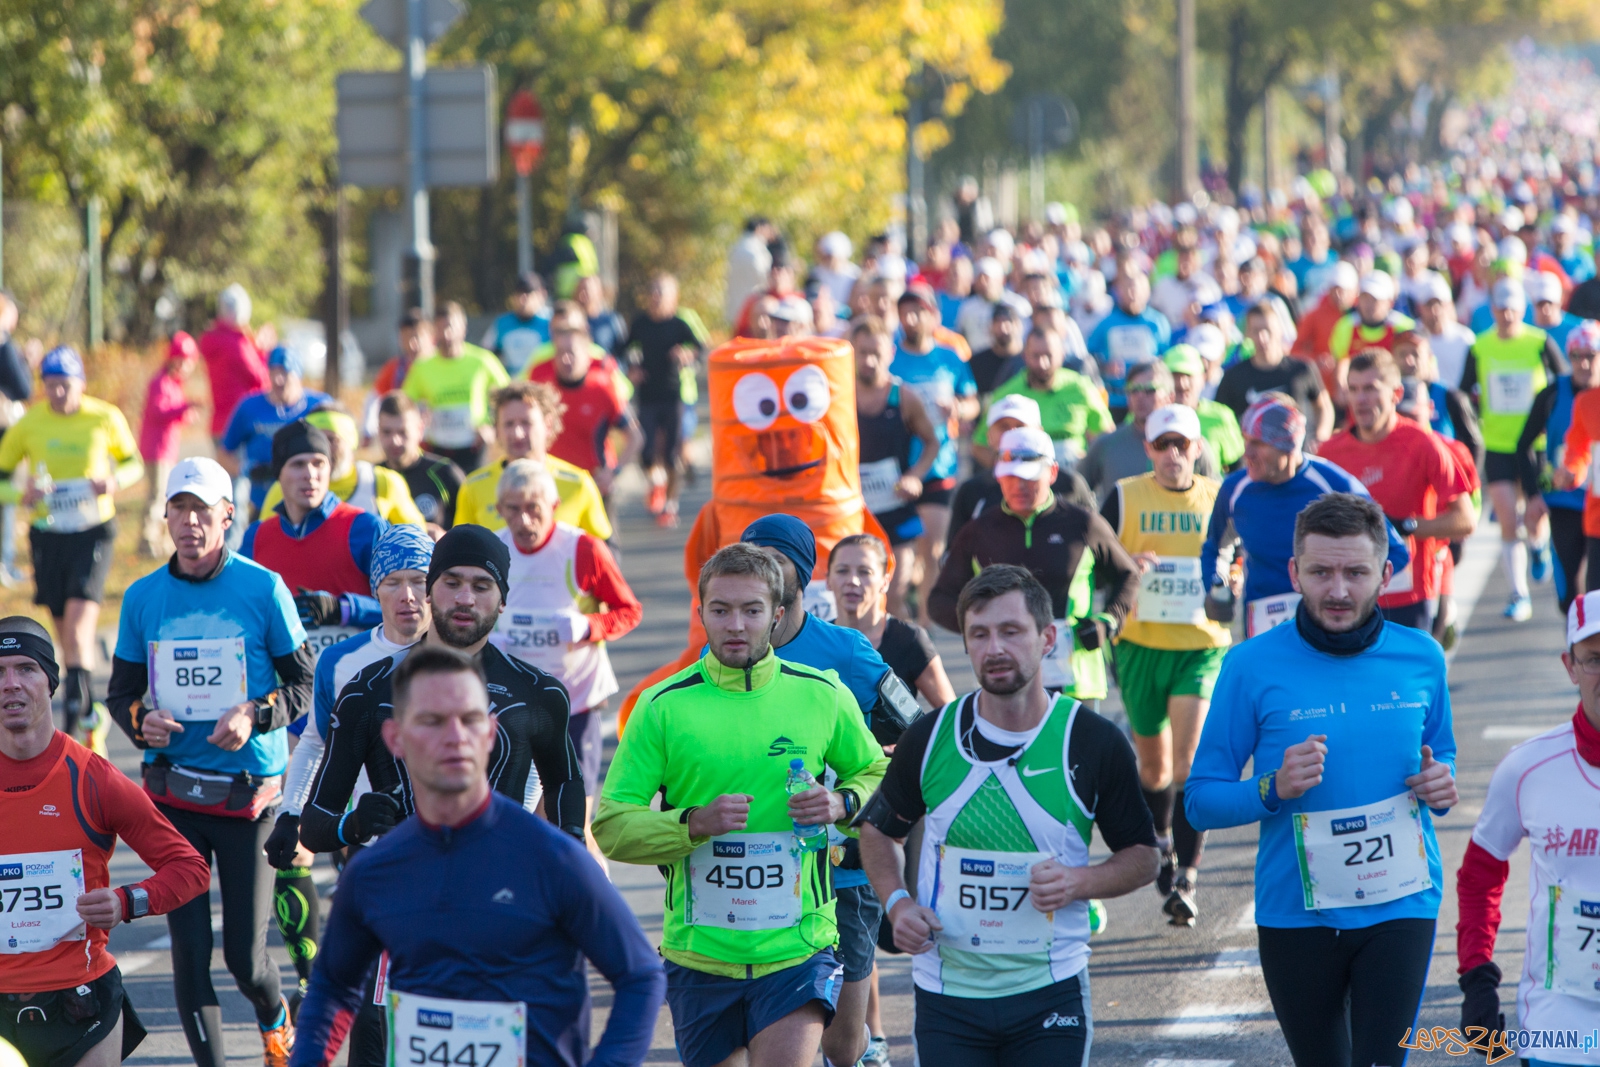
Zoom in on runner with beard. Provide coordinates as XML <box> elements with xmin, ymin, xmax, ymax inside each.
<box><xmin>1186</xmin><ymin>493</ymin><xmax>1457</xmax><ymax>1067</ymax></box>
<box><xmin>299</xmin><ymin>524</ymin><xmax>584</xmax><ymax>853</ymax></box>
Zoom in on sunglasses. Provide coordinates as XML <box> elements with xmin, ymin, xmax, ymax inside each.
<box><xmin>1150</xmin><ymin>435</ymin><xmax>1190</xmax><ymax>452</ymax></box>
<box><xmin>1126</xmin><ymin>383</ymin><xmax>1162</xmax><ymax>395</ymax></box>
<box><xmin>999</xmin><ymin>449</ymin><xmax>1050</xmax><ymax>464</ymax></box>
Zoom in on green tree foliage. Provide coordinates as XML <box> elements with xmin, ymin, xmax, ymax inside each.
<box><xmin>434</xmin><ymin>0</ymin><xmax>1005</xmax><ymax>319</ymax></box>
<box><xmin>0</xmin><ymin>0</ymin><xmax>386</xmax><ymax>341</ymax></box>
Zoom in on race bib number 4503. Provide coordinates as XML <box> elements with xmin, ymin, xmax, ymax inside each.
<box><xmin>387</xmin><ymin>989</ymin><xmax>525</xmax><ymax>1067</ymax></box>
<box><xmin>686</xmin><ymin>833</ymin><xmax>803</xmax><ymax>931</ymax></box>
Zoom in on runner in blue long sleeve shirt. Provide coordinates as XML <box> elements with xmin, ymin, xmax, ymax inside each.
<box><xmin>289</xmin><ymin>645</ymin><xmax>663</xmax><ymax>1067</ymax></box>
<box><xmin>1200</xmin><ymin>395</ymin><xmax>1407</xmax><ymax>638</ymax></box>
<box><xmin>1185</xmin><ymin>492</ymin><xmax>1456</xmax><ymax>1067</ymax></box>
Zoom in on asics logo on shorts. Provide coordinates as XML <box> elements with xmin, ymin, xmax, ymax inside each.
<box><xmin>1041</xmin><ymin>1012</ymin><xmax>1080</xmax><ymax>1029</ymax></box>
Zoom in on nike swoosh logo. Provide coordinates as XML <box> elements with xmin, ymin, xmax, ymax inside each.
<box><xmin>1021</xmin><ymin>766</ymin><xmax>1056</xmax><ymax>777</ymax></box>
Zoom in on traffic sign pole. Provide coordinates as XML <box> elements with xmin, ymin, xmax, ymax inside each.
<box><xmin>403</xmin><ymin>0</ymin><xmax>435</xmax><ymax>317</ymax></box>
<box><xmin>516</xmin><ymin>173</ymin><xmax>533</xmax><ymax>276</ymax></box>
<box><xmin>504</xmin><ymin>90</ymin><xmax>545</xmax><ymax>280</ymax></box>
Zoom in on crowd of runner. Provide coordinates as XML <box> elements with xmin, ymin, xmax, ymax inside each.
<box><xmin>8</xmin><ymin>54</ymin><xmax>1600</xmax><ymax>1065</ymax></box>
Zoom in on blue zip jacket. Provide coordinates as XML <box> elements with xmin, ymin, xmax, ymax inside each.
<box><xmin>290</xmin><ymin>793</ymin><xmax>665</xmax><ymax>1067</ymax></box>
<box><xmin>1185</xmin><ymin>617</ymin><xmax>1455</xmax><ymax>929</ymax></box>
<box><xmin>1201</xmin><ymin>454</ymin><xmax>1410</xmax><ymax>606</ymax></box>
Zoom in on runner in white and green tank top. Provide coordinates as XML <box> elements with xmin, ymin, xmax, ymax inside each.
<box><xmin>858</xmin><ymin>564</ymin><xmax>1157</xmax><ymax>1067</ymax></box>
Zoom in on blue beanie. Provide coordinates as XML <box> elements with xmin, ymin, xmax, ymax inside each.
<box><xmin>740</xmin><ymin>514</ymin><xmax>816</xmax><ymax>585</ymax></box>
<box><xmin>369</xmin><ymin>523</ymin><xmax>434</xmax><ymax>595</ymax></box>
<box><xmin>40</xmin><ymin>346</ymin><xmax>85</xmax><ymax>380</ymax></box>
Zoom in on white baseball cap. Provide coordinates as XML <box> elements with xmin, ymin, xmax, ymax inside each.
<box><xmin>1144</xmin><ymin>404</ymin><xmax>1204</xmax><ymax>444</ymax></box>
<box><xmin>1568</xmin><ymin>590</ymin><xmax>1600</xmax><ymax>646</ymax></box>
<box><xmin>166</xmin><ymin>457</ymin><xmax>234</xmax><ymax>506</ymax></box>
<box><xmin>1497</xmin><ymin>236</ymin><xmax>1528</xmax><ymax>265</ymax></box>
<box><xmin>974</xmin><ymin>256</ymin><xmax>1006</xmax><ymax>279</ymax></box>
<box><xmin>1501</xmin><ymin>206</ymin><xmax>1527</xmax><ymax>233</ymax></box>
<box><xmin>986</xmin><ymin>394</ymin><xmax>1043</xmax><ymax>429</ymax></box>
<box><xmin>1552</xmin><ymin>215</ymin><xmax>1578</xmax><ymax>235</ymax></box>
<box><xmin>994</xmin><ymin>427</ymin><xmax>1056</xmax><ymax>481</ymax></box>
<box><xmin>1359</xmin><ymin>272</ymin><xmax>1396</xmax><ymax>301</ymax></box>
<box><xmin>1492</xmin><ymin>276</ymin><xmax>1527</xmax><ymax>311</ymax></box>
<box><xmin>1421</xmin><ymin>272</ymin><xmax>1454</xmax><ymax>305</ymax></box>
<box><xmin>1527</xmin><ymin>270</ymin><xmax>1564</xmax><ymax>305</ymax></box>
<box><xmin>1331</xmin><ymin>260</ymin><xmax>1361</xmax><ymax>293</ymax></box>
<box><xmin>818</xmin><ymin>231</ymin><xmax>852</xmax><ymax>260</ymax></box>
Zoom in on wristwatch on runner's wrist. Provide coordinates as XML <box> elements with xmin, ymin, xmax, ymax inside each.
<box><xmin>122</xmin><ymin>885</ymin><xmax>150</xmax><ymax>920</ymax></box>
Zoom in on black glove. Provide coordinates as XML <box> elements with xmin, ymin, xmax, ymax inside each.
<box><xmin>345</xmin><ymin>791</ymin><xmax>402</xmax><ymax>844</ymax></box>
<box><xmin>295</xmin><ymin>588</ymin><xmax>341</xmax><ymax>628</ymax></box>
<box><xmin>263</xmin><ymin>812</ymin><xmax>303</xmax><ymax>870</ymax></box>
<box><xmin>1072</xmin><ymin>616</ymin><xmax>1105</xmax><ymax>652</ymax></box>
<box><xmin>1387</xmin><ymin>515</ymin><xmax>1419</xmax><ymax>537</ymax></box>
<box><xmin>1459</xmin><ymin>961</ymin><xmax>1505</xmax><ymax>1050</ymax></box>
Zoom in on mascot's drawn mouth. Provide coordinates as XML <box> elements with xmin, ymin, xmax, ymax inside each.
<box><xmin>755</xmin><ymin>427</ymin><xmax>824</xmax><ymax>479</ymax></box>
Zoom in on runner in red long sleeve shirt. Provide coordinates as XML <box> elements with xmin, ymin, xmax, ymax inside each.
<box><xmin>0</xmin><ymin>616</ymin><xmax>210</xmax><ymax>1067</ymax></box>
<box><xmin>1455</xmin><ymin>589</ymin><xmax>1600</xmax><ymax>1058</ymax></box>
<box><xmin>492</xmin><ymin>458</ymin><xmax>642</xmax><ymax>866</ymax></box>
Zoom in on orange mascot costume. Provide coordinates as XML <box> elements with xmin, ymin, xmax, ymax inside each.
<box><xmin>618</xmin><ymin>335</ymin><xmax>889</xmax><ymax>730</ymax></box>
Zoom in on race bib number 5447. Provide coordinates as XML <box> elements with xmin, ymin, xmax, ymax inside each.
<box><xmin>388</xmin><ymin>990</ymin><xmax>525</xmax><ymax>1067</ymax></box>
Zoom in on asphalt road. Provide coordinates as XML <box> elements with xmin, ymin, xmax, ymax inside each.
<box><xmin>95</xmin><ymin>475</ymin><xmax>1572</xmax><ymax>1067</ymax></box>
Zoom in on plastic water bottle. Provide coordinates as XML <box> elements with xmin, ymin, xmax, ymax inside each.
<box><xmin>33</xmin><ymin>463</ymin><xmax>53</xmax><ymax>528</ymax></box>
<box><xmin>786</xmin><ymin>759</ymin><xmax>829</xmax><ymax>853</ymax></box>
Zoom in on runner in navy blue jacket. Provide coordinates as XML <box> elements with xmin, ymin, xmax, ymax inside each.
<box><xmin>289</xmin><ymin>645</ymin><xmax>664</xmax><ymax>1067</ymax></box>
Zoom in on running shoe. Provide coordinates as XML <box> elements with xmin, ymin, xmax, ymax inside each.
<box><xmin>1164</xmin><ymin>873</ymin><xmax>1198</xmax><ymax>927</ymax></box>
<box><xmin>288</xmin><ymin>979</ymin><xmax>307</xmax><ymax>1025</ymax></box>
<box><xmin>1504</xmin><ymin>595</ymin><xmax>1533</xmax><ymax>622</ymax></box>
<box><xmin>647</xmin><ymin>483</ymin><xmax>667</xmax><ymax>515</ymax></box>
<box><xmin>261</xmin><ymin>998</ymin><xmax>295</xmax><ymax>1067</ymax></box>
<box><xmin>1530</xmin><ymin>543</ymin><xmax>1553</xmax><ymax>583</ymax></box>
<box><xmin>1155</xmin><ymin>849</ymin><xmax>1178</xmax><ymax>897</ymax></box>
<box><xmin>860</xmin><ymin>1035</ymin><xmax>892</xmax><ymax>1066</ymax></box>
<box><xmin>655</xmin><ymin>502</ymin><xmax>680</xmax><ymax>528</ymax></box>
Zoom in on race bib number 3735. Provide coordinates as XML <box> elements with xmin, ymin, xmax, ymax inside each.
<box><xmin>0</xmin><ymin>849</ymin><xmax>86</xmax><ymax>954</ymax></box>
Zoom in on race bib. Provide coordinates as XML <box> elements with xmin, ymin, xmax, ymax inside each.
<box><xmin>427</xmin><ymin>405</ymin><xmax>477</xmax><ymax>448</ymax></box>
<box><xmin>0</xmin><ymin>849</ymin><xmax>85</xmax><ymax>954</ymax></box>
<box><xmin>1040</xmin><ymin>619</ymin><xmax>1074</xmax><ymax>691</ymax></box>
<box><xmin>495</xmin><ymin>610</ymin><xmax>581</xmax><ymax>672</ymax></box>
<box><xmin>46</xmin><ymin>479</ymin><xmax>100</xmax><ymax>533</ymax></box>
<box><xmin>685</xmin><ymin>833</ymin><xmax>803</xmax><ymax>931</ymax></box>
<box><xmin>859</xmin><ymin>457</ymin><xmax>905</xmax><ymax>515</ymax></box>
<box><xmin>500</xmin><ymin>331</ymin><xmax>543</xmax><ymax>373</ymax></box>
<box><xmin>934</xmin><ymin>845</ymin><xmax>1054</xmax><ymax>954</ymax></box>
<box><xmin>1247</xmin><ymin>592</ymin><xmax>1301</xmax><ymax>638</ymax></box>
<box><xmin>306</xmin><ymin>626</ymin><xmax>362</xmax><ymax>669</ymax></box>
<box><xmin>1487</xmin><ymin>371</ymin><xmax>1535</xmax><ymax>415</ymax></box>
<box><xmin>803</xmin><ymin>579</ymin><xmax>837</xmax><ymax>623</ymax></box>
<box><xmin>1053</xmin><ymin>438</ymin><xmax>1082</xmax><ymax>468</ymax></box>
<box><xmin>1292</xmin><ymin>790</ymin><xmax>1432</xmax><ymax>910</ymax></box>
<box><xmin>1136</xmin><ymin>557</ymin><xmax>1206</xmax><ymax>625</ymax></box>
<box><xmin>149</xmin><ymin>638</ymin><xmax>248</xmax><ymax>721</ymax></box>
<box><xmin>1107</xmin><ymin>325</ymin><xmax>1156</xmax><ymax>366</ymax></box>
<box><xmin>1383</xmin><ymin>558</ymin><xmax>1414</xmax><ymax>595</ymax></box>
<box><xmin>903</xmin><ymin>379</ymin><xmax>954</xmax><ymax>424</ymax></box>
<box><xmin>1590</xmin><ymin>443</ymin><xmax>1600</xmax><ymax>496</ymax></box>
<box><xmin>388</xmin><ymin>989</ymin><xmax>525</xmax><ymax>1067</ymax></box>
<box><xmin>1545</xmin><ymin>886</ymin><xmax>1600</xmax><ymax>1000</ymax></box>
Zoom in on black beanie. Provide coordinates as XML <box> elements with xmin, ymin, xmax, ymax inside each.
<box><xmin>0</xmin><ymin>615</ymin><xmax>61</xmax><ymax>695</ymax></box>
<box><xmin>427</xmin><ymin>524</ymin><xmax>511</xmax><ymax>601</ymax></box>
<box><xmin>271</xmin><ymin>420</ymin><xmax>332</xmax><ymax>480</ymax></box>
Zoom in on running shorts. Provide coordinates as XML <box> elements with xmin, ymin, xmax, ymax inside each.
<box><xmin>912</xmin><ymin>970</ymin><xmax>1091</xmax><ymax>1067</ymax></box>
<box><xmin>1113</xmin><ymin>641</ymin><xmax>1226</xmax><ymax>738</ymax></box>
<box><xmin>916</xmin><ymin>478</ymin><xmax>956</xmax><ymax>508</ymax></box>
<box><xmin>832</xmin><ymin>884</ymin><xmax>883</xmax><ymax>982</ymax></box>
<box><xmin>664</xmin><ymin>950</ymin><xmax>843</xmax><ymax>1067</ymax></box>
<box><xmin>638</xmin><ymin>401</ymin><xmax>684</xmax><ymax>468</ymax></box>
<box><xmin>872</xmin><ymin>505</ymin><xmax>924</xmax><ymax>547</ymax></box>
<box><xmin>0</xmin><ymin>966</ymin><xmax>146</xmax><ymax>1067</ymax></box>
<box><xmin>30</xmin><ymin>520</ymin><xmax>117</xmax><ymax>615</ymax></box>
<box><xmin>1483</xmin><ymin>450</ymin><xmax>1519</xmax><ymax>485</ymax></box>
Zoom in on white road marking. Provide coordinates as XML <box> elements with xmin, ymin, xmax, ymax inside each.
<box><xmin>1447</xmin><ymin>523</ymin><xmax>1501</xmax><ymax>663</ymax></box>
<box><xmin>1157</xmin><ymin>1001</ymin><xmax>1273</xmax><ymax>1037</ymax></box>
<box><xmin>116</xmin><ymin>951</ymin><xmax>158</xmax><ymax>974</ymax></box>
<box><xmin>1203</xmin><ymin>947</ymin><xmax>1261</xmax><ymax>979</ymax></box>
<box><xmin>1483</xmin><ymin>724</ymin><xmax>1563</xmax><ymax>740</ymax></box>
<box><xmin>1145</xmin><ymin>1061</ymin><xmax>1237</xmax><ymax>1067</ymax></box>
<box><xmin>1233</xmin><ymin>900</ymin><xmax>1255</xmax><ymax>929</ymax></box>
